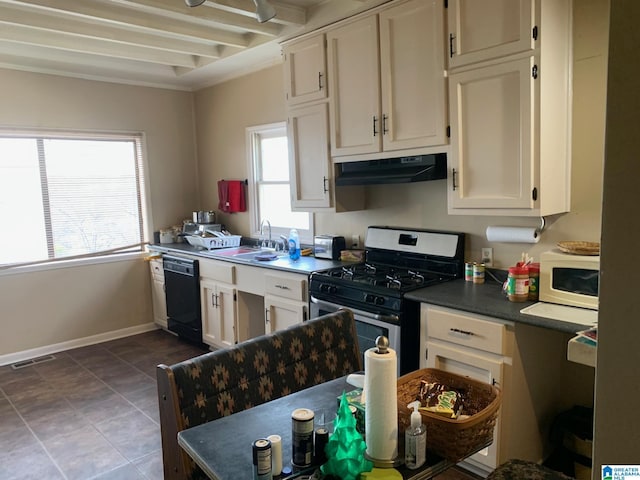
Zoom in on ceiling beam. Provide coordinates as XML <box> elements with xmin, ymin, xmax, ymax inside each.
<box><xmin>0</xmin><ymin>4</ymin><xmax>221</xmax><ymax>58</ymax></box>
<box><xmin>111</xmin><ymin>0</ymin><xmax>283</xmax><ymax>37</ymax></box>
<box><xmin>0</xmin><ymin>21</ymin><xmax>203</xmax><ymax>68</ymax></box>
<box><xmin>6</xmin><ymin>0</ymin><xmax>259</xmax><ymax>48</ymax></box>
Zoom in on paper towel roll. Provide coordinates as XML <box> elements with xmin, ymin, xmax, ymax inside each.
<box><xmin>486</xmin><ymin>226</ymin><xmax>540</xmax><ymax>243</ymax></box>
<box><xmin>364</xmin><ymin>342</ymin><xmax>398</xmax><ymax>462</ymax></box>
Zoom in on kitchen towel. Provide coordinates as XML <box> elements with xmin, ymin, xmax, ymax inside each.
<box><xmin>364</xmin><ymin>343</ymin><xmax>398</xmax><ymax>463</ymax></box>
<box><xmin>218</xmin><ymin>180</ymin><xmax>246</xmax><ymax>213</ymax></box>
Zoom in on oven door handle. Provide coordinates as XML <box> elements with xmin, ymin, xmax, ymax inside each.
<box><xmin>310</xmin><ymin>296</ymin><xmax>399</xmax><ymax>324</ymax></box>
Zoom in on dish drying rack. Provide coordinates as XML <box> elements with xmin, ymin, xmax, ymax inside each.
<box><xmin>185</xmin><ymin>231</ymin><xmax>241</xmax><ymax>249</ymax></box>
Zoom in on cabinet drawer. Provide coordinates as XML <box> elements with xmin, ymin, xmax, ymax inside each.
<box><xmin>199</xmin><ymin>259</ymin><xmax>235</xmax><ymax>284</ymax></box>
<box><xmin>426</xmin><ymin>306</ymin><xmax>510</xmax><ymax>355</ymax></box>
<box><xmin>264</xmin><ymin>273</ymin><xmax>307</xmax><ymax>302</ymax></box>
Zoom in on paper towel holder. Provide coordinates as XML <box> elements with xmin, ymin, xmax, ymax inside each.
<box><xmin>537</xmin><ymin>216</ymin><xmax>546</xmax><ymax>234</ymax></box>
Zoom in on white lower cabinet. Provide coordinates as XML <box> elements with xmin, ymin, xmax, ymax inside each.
<box><xmin>199</xmin><ymin>258</ymin><xmax>241</xmax><ymax>349</ymax></box>
<box><xmin>426</xmin><ymin>340</ymin><xmax>505</xmax><ymax>470</ymax></box>
<box><xmin>264</xmin><ymin>296</ymin><xmax>306</xmax><ymax>333</ymax></box>
<box><xmin>201</xmin><ymin>280</ymin><xmax>239</xmax><ymax>349</ymax></box>
<box><xmin>264</xmin><ymin>271</ymin><xmax>308</xmax><ymax>333</ymax></box>
<box><xmin>422</xmin><ymin>304</ymin><xmax>512</xmax><ymax>472</ymax></box>
<box><xmin>421</xmin><ymin>303</ymin><xmax>573</xmax><ymax>475</ymax></box>
<box><xmin>149</xmin><ymin>258</ymin><xmax>167</xmax><ymax>329</ymax></box>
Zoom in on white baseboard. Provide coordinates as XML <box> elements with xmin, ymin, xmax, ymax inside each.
<box><xmin>0</xmin><ymin>322</ymin><xmax>159</xmax><ymax>367</ymax></box>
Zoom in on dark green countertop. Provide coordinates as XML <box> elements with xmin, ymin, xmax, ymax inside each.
<box><xmin>405</xmin><ymin>278</ymin><xmax>586</xmax><ymax>334</ymax></box>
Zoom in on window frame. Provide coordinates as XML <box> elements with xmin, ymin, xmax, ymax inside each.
<box><xmin>0</xmin><ymin>127</ymin><xmax>152</xmax><ymax>272</ymax></box>
<box><xmin>246</xmin><ymin>122</ymin><xmax>313</xmax><ymax>244</ymax></box>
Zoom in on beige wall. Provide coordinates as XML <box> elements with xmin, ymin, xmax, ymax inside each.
<box><xmin>0</xmin><ymin>70</ymin><xmax>197</xmax><ymax>357</ymax></box>
<box><xmin>594</xmin><ymin>0</ymin><xmax>640</xmax><ymax>468</ymax></box>
<box><xmin>195</xmin><ymin>0</ymin><xmax>609</xmax><ymax>269</ymax></box>
<box><xmin>194</xmin><ymin>66</ymin><xmax>286</xmax><ymax>236</ymax></box>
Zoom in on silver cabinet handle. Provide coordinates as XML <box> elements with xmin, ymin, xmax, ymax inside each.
<box><xmin>265</xmin><ymin>308</ymin><xmax>270</xmax><ymax>323</ymax></box>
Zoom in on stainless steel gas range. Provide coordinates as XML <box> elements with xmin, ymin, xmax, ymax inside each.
<box><xmin>309</xmin><ymin>226</ymin><xmax>465</xmax><ymax>375</ymax></box>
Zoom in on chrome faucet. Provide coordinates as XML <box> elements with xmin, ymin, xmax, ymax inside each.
<box><xmin>278</xmin><ymin>234</ymin><xmax>289</xmax><ymax>252</ymax></box>
<box><xmin>259</xmin><ymin>219</ymin><xmax>272</xmax><ymax>248</ymax></box>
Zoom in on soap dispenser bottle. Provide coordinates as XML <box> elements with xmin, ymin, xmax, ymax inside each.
<box><xmin>288</xmin><ymin>229</ymin><xmax>300</xmax><ymax>261</ymax></box>
<box><xmin>405</xmin><ymin>401</ymin><xmax>426</xmax><ymax>469</ymax></box>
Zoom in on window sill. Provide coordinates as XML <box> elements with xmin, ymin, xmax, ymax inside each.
<box><xmin>0</xmin><ymin>251</ymin><xmax>146</xmax><ymax>277</ymax></box>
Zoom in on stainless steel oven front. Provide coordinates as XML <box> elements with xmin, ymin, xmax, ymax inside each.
<box><xmin>310</xmin><ymin>296</ymin><xmax>402</xmax><ymax>376</ymax></box>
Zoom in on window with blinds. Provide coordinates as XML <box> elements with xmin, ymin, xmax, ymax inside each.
<box><xmin>0</xmin><ymin>131</ymin><xmax>148</xmax><ymax>267</ymax></box>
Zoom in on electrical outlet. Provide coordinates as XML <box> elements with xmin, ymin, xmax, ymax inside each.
<box><xmin>351</xmin><ymin>234</ymin><xmax>361</xmax><ymax>249</ymax></box>
<box><xmin>481</xmin><ymin>247</ymin><xmax>493</xmax><ymax>267</ymax></box>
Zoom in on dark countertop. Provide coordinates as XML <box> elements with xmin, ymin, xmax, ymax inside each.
<box><xmin>178</xmin><ymin>376</ymin><xmax>464</xmax><ymax>480</ymax></box>
<box><xmin>150</xmin><ymin>243</ymin><xmax>585</xmax><ymax>334</ymax></box>
<box><xmin>148</xmin><ymin>243</ymin><xmax>347</xmax><ymax>275</ymax></box>
<box><xmin>405</xmin><ymin>278</ymin><xmax>585</xmax><ymax>334</ymax></box>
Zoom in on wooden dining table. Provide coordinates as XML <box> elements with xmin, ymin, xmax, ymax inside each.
<box><xmin>178</xmin><ymin>375</ymin><xmax>486</xmax><ymax>480</ymax></box>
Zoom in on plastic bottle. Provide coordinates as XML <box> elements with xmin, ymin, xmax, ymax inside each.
<box><xmin>405</xmin><ymin>401</ymin><xmax>426</xmax><ymax>469</ymax></box>
<box><xmin>507</xmin><ymin>265</ymin><xmax>529</xmax><ymax>302</ymax></box>
<box><xmin>528</xmin><ymin>263</ymin><xmax>540</xmax><ymax>301</ymax></box>
<box><xmin>288</xmin><ymin>229</ymin><xmax>300</xmax><ymax>261</ymax></box>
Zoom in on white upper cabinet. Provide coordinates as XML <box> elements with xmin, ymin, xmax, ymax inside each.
<box><xmin>379</xmin><ymin>0</ymin><xmax>447</xmax><ymax>151</ymax></box>
<box><xmin>447</xmin><ymin>0</ymin><xmax>535</xmax><ymax>69</ymax></box>
<box><xmin>283</xmin><ymin>34</ymin><xmax>327</xmax><ymax>106</ymax></box>
<box><xmin>327</xmin><ymin>0</ymin><xmax>447</xmax><ymax>159</ymax></box>
<box><xmin>448</xmin><ymin>56</ymin><xmax>535</xmax><ymax>210</ymax></box>
<box><xmin>327</xmin><ymin>15</ymin><xmax>381</xmax><ymax>157</ymax></box>
<box><xmin>447</xmin><ymin>0</ymin><xmax>572</xmax><ymax>216</ymax></box>
<box><xmin>287</xmin><ymin>102</ymin><xmax>334</xmax><ymax>210</ymax></box>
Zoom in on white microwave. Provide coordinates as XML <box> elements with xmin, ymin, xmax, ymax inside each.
<box><xmin>540</xmin><ymin>250</ymin><xmax>600</xmax><ymax>310</ymax></box>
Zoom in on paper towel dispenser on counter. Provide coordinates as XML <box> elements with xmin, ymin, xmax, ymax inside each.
<box><xmin>334</xmin><ymin>153</ymin><xmax>447</xmax><ymax>186</ymax></box>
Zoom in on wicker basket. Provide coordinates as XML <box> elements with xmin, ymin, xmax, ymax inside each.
<box><xmin>397</xmin><ymin>368</ymin><xmax>502</xmax><ymax>462</ymax></box>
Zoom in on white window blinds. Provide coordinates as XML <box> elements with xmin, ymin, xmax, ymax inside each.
<box><xmin>0</xmin><ymin>132</ymin><xmax>148</xmax><ymax>266</ymax></box>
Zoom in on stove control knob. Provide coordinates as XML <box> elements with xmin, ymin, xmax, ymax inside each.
<box><xmin>375</xmin><ymin>296</ymin><xmax>385</xmax><ymax>305</ymax></box>
<box><xmin>364</xmin><ymin>294</ymin><xmax>375</xmax><ymax>303</ymax></box>
<box><xmin>320</xmin><ymin>284</ymin><xmax>329</xmax><ymax>293</ymax></box>
<box><xmin>328</xmin><ymin>285</ymin><xmax>337</xmax><ymax>294</ymax></box>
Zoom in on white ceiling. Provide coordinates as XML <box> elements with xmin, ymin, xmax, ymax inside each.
<box><xmin>0</xmin><ymin>0</ymin><xmax>389</xmax><ymax>91</ymax></box>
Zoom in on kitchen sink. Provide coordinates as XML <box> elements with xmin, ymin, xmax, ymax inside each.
<box><xmin>231</xmin><ymin>249</ymin><xmax>288</xmax><ymax>261</ymax></box>
<box><xmin>210</xmin><ymin>246</ymin><xmax>286</xmax><ymax>261</ymax></box>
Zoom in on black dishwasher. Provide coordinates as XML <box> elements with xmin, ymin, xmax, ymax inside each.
<box><xmin>163</xmin><ymin>255</ymin><xmax>203</xmax><ymax>345</ymax></box>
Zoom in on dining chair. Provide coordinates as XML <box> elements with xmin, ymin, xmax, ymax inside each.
<box><xmin>157</xmin><ymin>308</ymin><xmax>361</xmax><ymax>480</ymax></box>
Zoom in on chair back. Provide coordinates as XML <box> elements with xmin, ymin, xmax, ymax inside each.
<box><xmin>157</xmin><ymin>308</ymin><xmax>361</xmax><ymax>480</ymax></box>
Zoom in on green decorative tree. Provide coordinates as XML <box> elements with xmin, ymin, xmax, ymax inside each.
<box><xmin>321</xmin><ymin>391</ymin><xmax>373</xmax><ymax>480</ymax></box>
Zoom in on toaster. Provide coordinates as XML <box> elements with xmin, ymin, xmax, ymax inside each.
<box><xmin>314</xmin><ymin>235</ymin><xmax>346</xmax><ymax>260</ymax></box>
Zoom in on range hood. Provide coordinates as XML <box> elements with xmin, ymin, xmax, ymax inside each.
<box><xmin>334</xmin><ymin>154</ymin><xmax>447</xmax><ymax>186</ymax></box>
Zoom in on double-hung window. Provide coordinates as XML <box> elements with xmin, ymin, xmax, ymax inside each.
<box><xmin>247</xmin><ymin>123</ymin><xmax>313</xmax><ymax>243</ymax></box>
<box><xmin>0</xmin><ymin>130</ymin><xmax>148</xmax><ymax>267</ymax></box>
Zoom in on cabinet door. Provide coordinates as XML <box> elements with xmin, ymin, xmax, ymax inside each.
<box><xmin>379</xmin><ymin>0</ymin><xmax>447</xmax><ymax>151</ymax></box>
<box><xmin>201</xmin><ymin>281</ymin><xmax>237</xmax><ymax>349</ymax></box>
<box><xmin>287</xmin><ymin>102</ymin><xmax>332</xmax><ymax>209</ymax></box>
<box><xmin>426</xmin><ymin>340</ymin><xmax>503</xmax><ymax>470</ymax></box>
<box><xmin>151</xmin><ymin>276</ymin><xmax>167</xmax><ymax>328</ymax></box>
<box><xmin>327</xmin><ymin>15</ymin><xmax>381</xmax><ymax>157</ymax></box>
<box><xmin>217</xmin><ymin>283</ymin><xmax>238</xmax><ymax>348</ymax></box>
<box><xmin>448</xmin><ymin>56</ymin><xmax>536</xmax><ymax>211</ymax></box>
<box><xmin>447</xmin><ymin>0</ymin><xmax>534</xmax><ymax>69</ymax></box>
<box><xmin>265</xmin><ymin>296</ymin><xmax>306</xmax><ymax>333</ymax></box>
<box><xmin>283</xmin><ymin>34</ymin><xmax>327</xmax><ymax>106</ymax></box>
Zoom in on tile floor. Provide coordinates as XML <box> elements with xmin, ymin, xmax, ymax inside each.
<box><xmin>0</xmin><ymin>329</ymin><xmax>482</xmax><ymax>480</ymax></box>
<box><xmin>0</xmin><ymin>329</ymin><xmax>207</xmax><ymax>480</ymax></box>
